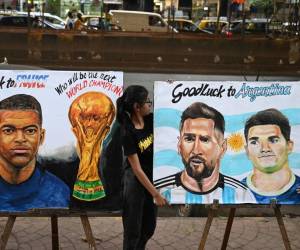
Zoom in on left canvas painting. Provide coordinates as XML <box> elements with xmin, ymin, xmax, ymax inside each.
<box><xmin>0</xmin><ymin>70</ymin><xmax>123</xmax><ymax>212</ymax></box>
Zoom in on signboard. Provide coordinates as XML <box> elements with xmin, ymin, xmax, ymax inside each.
<box><xmin>104</xmin><ymin>0</ymin><xmax>123</xmax><ymax>4</ymax></box>
<box><xmin>153</xmin><ymin>81</ymin><xmax>300</xmax><ymax>204</ymax></box>
<box><xmin>0</xmin><ymin>70</ymin><xmax>123</xmax><ymax>212</ymax></box>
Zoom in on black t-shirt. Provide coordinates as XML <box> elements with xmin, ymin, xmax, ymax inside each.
<box><xmin>122</xmin><ymin>113</ymin><xmax>153</xmax><ymax>180</ymax></box>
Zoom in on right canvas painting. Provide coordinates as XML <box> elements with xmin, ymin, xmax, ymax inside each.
<box><xmin>154</xmin><ymin>81</ymin><xmax>300</xmax><ymax>204</ymax></box>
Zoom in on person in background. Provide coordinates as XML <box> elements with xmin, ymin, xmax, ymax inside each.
<box><xmin>32</xmin><ymin>16</ymin><xmax>41</xmax><ymax>28</ymax></box>
<box><xmin>116</xmin><ymin>85</ymin><xmax>167</xmax><ymax>250</ymax></box>
<box><xmin>65</xmin><ymin>11</ymin><xmax>75</xmax><ymax>30</ymax></box>
<box><xmin>74</xmin><ymin>12</ymin><xmax>85</xmax><ymax>31</ymax></box>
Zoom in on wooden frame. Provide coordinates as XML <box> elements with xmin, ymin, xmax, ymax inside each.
<box><xmin>0</xmin><ymin>210</ymin><xmax>121</xmax><ymax>250</ymax></box>
<box><xmin>198</xmin><ymin>200</ymin><xmax>292</xmax><ymax>250</ymax></box>
<box><xmin>0</xmin><ymin>204</ymin><xmax>294</xmax><ymax>250</ymax></box>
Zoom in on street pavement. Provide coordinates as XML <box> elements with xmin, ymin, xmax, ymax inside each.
<box><xmin>1</xmin><ymin>213</ymin><xmax>300</xmax><ymax>250</ymax></box>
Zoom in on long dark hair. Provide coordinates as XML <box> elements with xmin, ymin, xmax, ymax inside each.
<box><xmin>116</xmin><ymin>85</ymin><xmax>148</xmax><ymax>131</ymax></box>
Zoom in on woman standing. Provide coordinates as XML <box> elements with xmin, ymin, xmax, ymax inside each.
<box><xmin>116</xmin><ymin>85</ymin><xmax>166</xmax><ymax>250</ymax></box>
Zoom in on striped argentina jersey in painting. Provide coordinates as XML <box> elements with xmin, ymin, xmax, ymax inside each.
<box><xmin>154</xmin><ymin>172</ymin><xmax>256</xmax><ymax>204</ymax></box>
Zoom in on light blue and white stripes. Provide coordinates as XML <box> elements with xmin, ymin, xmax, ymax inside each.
<box><xmin>154</xmin><ymin>107</ymin><xmax>300</xmax><ymax>177</ymax></box>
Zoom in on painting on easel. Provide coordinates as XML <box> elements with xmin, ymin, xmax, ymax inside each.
<box><xmin>154</xmin><ymin>81</ymin><xmax>300</xmax><ymax>204</ymax></box>
<box><xmin>0</xmin><ymin>70</ymin><xmax>123</xmax><ymax>212</ymax></box>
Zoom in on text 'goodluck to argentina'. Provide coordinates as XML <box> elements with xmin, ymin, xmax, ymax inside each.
<box><xmin>172</xmin><ymin>83</ymin><xmax>226</xmax><ymax>103</ymax></box>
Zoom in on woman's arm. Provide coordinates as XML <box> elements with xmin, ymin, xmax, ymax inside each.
<box><xmin>127</xmin><ymin>153</ymin><xmax>167</xmax><ymax>206</ymax></box>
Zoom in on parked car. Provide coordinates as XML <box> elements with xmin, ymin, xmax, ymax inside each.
<box><xmin>83</xmin><ymin>15</ymin><xmax>122</xmax><ymax>31</ymax></box>
<box><xmin>109</xmin><ymin>10</ymin><xmax>178</xmax><ymax>33</ymax></box>
<box><xmin>282</xmin><ymin>21</ymin><xmax>299</xmax><ymax>36</ymax></box>
<box><xmin>228</xmin><ymin>19</ymin><xmax>266</xmax><ymax>35</ymax></box>
<box><xmin>0</xmin><ymin>10</ymin><xmax>15</xmax><ymax>16</ymax></box>
<box><xmin>0</xmin><ymin>15</ymin><xmax>64</xmax><ymax>29</ymax></box>
<box><xmin>15</xmin><ymin>11</ymin><xmax>66</xmax><ymax>29</ymax></box>
<box><xmin>195</xmin><ymin>17</ymin><xmax>228</xmax><ymax>33</ymax></box>
<box><xmin>165</xmin><ymin>18</ymin><xmax>213</xmax><ymax>34</ymax></box>
<box><xmin>222</xmin><ymin>18</ymin><xmax>282</xmax><ymax>36</ymax></box>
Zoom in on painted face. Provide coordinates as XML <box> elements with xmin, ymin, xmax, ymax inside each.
<box><xmin>0</xmin><ymin>110</ymin><xmax>44</xmax><ymax>170</ymax></box>
<box><xmin>246</xmin><ymin>124</ymin><xmax>293</xmax><ymax>173</ymax></box>
<box><xmin>69</xmin><ymin>91</ymin><xmax>115</xmax><ymax>154</ymax></box>
<box><xmin>177</xmin><ymin>118</ymin><xmax>226</xmax><ymax>181</ymax></box>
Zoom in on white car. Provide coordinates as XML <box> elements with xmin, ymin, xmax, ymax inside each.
<box><xmin>109</xmin><ymin>10</ymin><xmax>178</xmax><ymax>33</ymax></box>
<box><xmin>15</xmin><ymin>11</ymin><xmax>66</xmax><ymax>29</ymax></box>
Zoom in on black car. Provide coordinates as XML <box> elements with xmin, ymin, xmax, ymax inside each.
<box><xmin>222</xmin><ymin>18</ymin><xmax>280</xmax><ymax>36</ymax></box>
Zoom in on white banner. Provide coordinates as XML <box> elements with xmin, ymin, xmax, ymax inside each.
<box><xmin>154</xmin><ymin>81</ymin><xmax>300</xmax><ymax>204</ymax></box>
<box><xmin>0</xmin><ymin>70</ymin><xmax>123</xmax><ymax>211</ymax></box>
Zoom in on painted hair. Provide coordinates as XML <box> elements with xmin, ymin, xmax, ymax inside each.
<box><xmin>180</xmin><ymin>102</ymin><xmax>225</xmax><ymax>135</ymax></box>
<box><xmin>116</xmin><ymin>85</ymin><xmax>148</xmax><ymax>130</ymax></box>
<box><xmin>244</xmin><ymin>108</ymin><xmax>290</xmax><ymax>142</ymax></box>
<box><xmin>0</xmin><ymin>94</ymin><xmax>43</xmax><ymax>125</ymax></box>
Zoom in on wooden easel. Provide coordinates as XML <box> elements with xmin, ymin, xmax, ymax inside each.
<box><xmin>0</xmin><ymin>209</ymin><xmax>121</xmax><ymax>250</ymax></box>
<box><xmin>0</xmin><ymin>215</ymin><xmax>16</xmax><ymax>250</ymax></box>
<box><xmin>198</xmin><ymin>200</ymin><xmax>292</xmax><ymax>250</ymax></box>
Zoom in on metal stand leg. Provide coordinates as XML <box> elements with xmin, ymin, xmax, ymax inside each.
<box><xmin>51</xmin><ymin>215</ymin><xmax>59</xmax><ymax>250</ymax></box>
<box><xmin>221</xmin><ymin>207</ymin><xmax>236</xmax><ymax>250</ymax></box>
<box><xmin>0</xmin><ymin>215</ymin><xmax>16</xmax><ymax>250</ymax></box>
<box><xmin>80</xmin><ymin>215</ymin><xmax>97</xmax><ymax>250</ymax></box>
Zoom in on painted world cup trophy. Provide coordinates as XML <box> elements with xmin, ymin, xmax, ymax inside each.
<box><xmin>69</xmin><ymin>92</ymin><xmax>115</xmax><ymax>201</ymax></box>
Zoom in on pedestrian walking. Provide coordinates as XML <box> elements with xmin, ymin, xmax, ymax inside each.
<box><xmin>116</xmin><ymin>85</ymin><xmax>167</xmax><ymax>250</ymax></box>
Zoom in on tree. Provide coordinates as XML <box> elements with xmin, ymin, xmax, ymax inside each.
<box><xmin>46</xmin><ymin>0</ymin><xmax>61</xmax><ymax>16</ymax></box>
<box><xmin>250</xmin><ymin>0</ymin><xmax>273</xmax><ymax>17</ymax></box>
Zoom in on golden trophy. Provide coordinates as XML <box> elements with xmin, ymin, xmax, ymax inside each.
<box><xmin>68</xmin><ymin>91</ymin><xmax>115</xmax><ymax>201</ymax></box>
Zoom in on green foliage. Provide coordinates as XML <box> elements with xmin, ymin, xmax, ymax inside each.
<box><xmin>250</xmin><ymin>0</ymin><xmax>274</xmax><ymax>17</ymax></box>
<box><xmin>46</xmin><ymin>0</ymin><xmax>60</xmax><ymax>15</ymax></box>
<box><xmin>250</xmin><ymin>0</ymin><xmax>273</xmax><ymax>8</ymax></box>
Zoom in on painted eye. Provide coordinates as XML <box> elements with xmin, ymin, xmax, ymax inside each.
<box><xmin>200</xmin><ymin>136</ymin><xmax>210</xmax><ymax>143</ymax></box>
<box><xmin>2</xmin><ymin>127</ymin><xmax>14</xmax><ymax>135</ymax></box>
<box><xmin>184</xmin><ymin>135</ymin><xmax>194</xmax><ymax>143</ymax></box>
<box><xmin>249</xmin><ymin>140</ymin><xmax>258</xmax><ymax>145</ymax></box>
<box><xmin>93</xmin><ymin>115</ymin><xmax>100</xmax><ymax>121</ymax></box>
<box><xmin>24</xmin><ymin>128</ymin><xmax>37</xmax><ymax>135</ymax></box>
<box><xmin>269</xmin><ymin>137</ymin><xmax>279</xmax><ymax>144</ymax></box>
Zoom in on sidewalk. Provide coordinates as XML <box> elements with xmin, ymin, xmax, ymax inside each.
<box><xmin>1</xmin><ymin>215</ymin><xmax>300</xmax><ymax>249</ymax></box>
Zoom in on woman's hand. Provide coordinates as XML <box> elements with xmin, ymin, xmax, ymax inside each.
<box><xmin>127</xmin><ymin>154</ymin><xmax>169</xmax><ymax>206</ymax></box>
<box><xmin>153</xmin><ymin>192</ymin><xmax>168</xmax><ymax>206</ymax></box>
